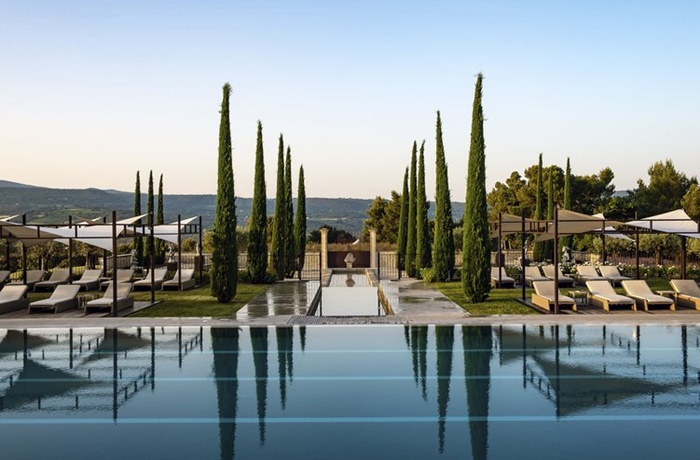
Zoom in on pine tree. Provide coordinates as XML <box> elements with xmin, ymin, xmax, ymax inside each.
<box><xmin>544</xmin><ymin>166</ymin><xmax>555</xmax><ymax>261</ymax></box>
<box><xmin>561</xmin><ymin>157</ymin><xmax>572</xmax><ymax>250</ymax></box>
<box><xmin>270</xmin><ymin>134</ymin><xmax>286</xmax><ymax>280</ymax></box>
<box><xmin>210</xmin><ymin>82</ymin><xmax>238</xmax><ymax>302</ymax></box>
<box><xmin>247</xmin><ymin>120</ymin><xmax>268</xmax><ymax>283</ymax></box>
<box><xmin>133</xmin><ymin>171</ymin><xmax>143</xmax><ymax>266</ymax></box>
<box><xmin>416</xmin><ymin>140</ymin><xmax>431</xmax><ymax>274</ymax></box>
<box><xmin>432</xmin><ymin>112</ymin><xmax>454</xmax><ymax>281</ymax></box>
<box><xmin>406</xmin><ymin>142</ymin><xmax>418</xmax><ymax>277</ymax></box>
<box><xmin>396</xmin><ymin>167</ymin><xmax>409</xmax><ymax>270</ymax></box>
<box><xmin>462</xmin><ymin>73</ymin><xmax>491</xmax><ymax>302</ymax></box>
<box><xmin>156</xmin><ymin>173</ymin><xmax>165</xmax><ymax>260</ymax></box>
<box><xmin>284</xmin><ymin>146</ymin><xmax>295</xmax><ymax>275</ymax></box>
<box><xmin>293</xmin><ymin>165</ymin><xmax>307</xmax><ymax>273</ymax></box>
<box><xmin>532</xmin><ymin>153</ymin><xmax>545</xmax><ymax>262</ymax></box>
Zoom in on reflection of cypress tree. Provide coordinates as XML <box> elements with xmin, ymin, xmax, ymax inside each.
<box><xmin>435</xmin><ymin>325</ymin><xmax>455</xmax><ymax>453</ymax></box>
<box><xmin>409</xmin><ymin>325</ymin><xmax>429</xmax><ymax>399</ymax></box>
<box><xmin>403</xmin><ymin>325</ymin><xmax>410</xmax><ymax>350</ymax></box>
<box><xmin>299</xmin><ymin>326</ymin><xmax>306</xmax><ymax>353</ymax></box>
<box><xmin>410</xmin><ymin>326</ymin><xmax>420</xmax><ymax>386</ymax></box>
<box><xmin>463</xmin><ymin>326</ymin><xmax>492</xmax><ymax>460</ymax></box>
<box><xmin>276</xmin><ymin>327</ymin><xmax>289</xmax><ymax>409</ymax></box>
<box><xmin>250</xmin><ymin>327</ymin><xmax>268</xmax><ymax>445</ymax></box>
<box><xmin>211</xmin><ymin>328</ymin><xmax>239</xmax><ymax>460</ymax></box>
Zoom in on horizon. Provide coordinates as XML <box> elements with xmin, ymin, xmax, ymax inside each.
<box><xmin>4</xmin><ymin>1</ymin><xmax>699</xmax><ymax>200</ymax></box>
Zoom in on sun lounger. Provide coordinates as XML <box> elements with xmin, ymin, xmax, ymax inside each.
<box><xmin>585</xmin><ymin>280</ymin><xmax>636</xmax><ymax>311</ymax></box>
<box><xmin>0</xmin><ymin>270</ymin><xmax>9</xmax><ymax>285</ymax></box>
<box><xmin>85</xmin><ymin>282</ymin><xmax>134</xmax><ymax>312</ymax></box>
<box><xmin>163</xmin><ymin>269</ymin><xmax>196</xmax><ymax>291</ymax></box>
<box><xmin>34</xmin><ymin>269</ymin><xmax>71</xmax><ymax>292</ymax></box>
<box><xmin>490</xmin><ymin>267</ymin><xmax>515</xmax><ymax>288</ymax></box>
<box><xmin>531</xmin><ymin>281</ymin><xmax>577</xmax><ymax>312</ymax></box>
<box><xmin>133</xmin><ymin>267</ymin><xmax>168</xmax><ymax>290</ymax></box>
<box><xmin>621</xmin><ymin>280</ymin><xmax>675</xmax><ymax>311</ymax></box>
<box><xmin>598</xmin><ymin>266</ymin><xmax>632</xmax><ymax>286</ymax></box>
<box><xmin>100</xmin><ymin>269</ymin><xmax>135</xmax><ymax>290</ymax></box>
<box><xmin>670</xmin><ymin>279</ymin><xmax>700</xmax><ymax>310</ymax></box>
<box><xmin>576</xmin><ymin>266</ymin><xmax>609</xmax><ymax>284</ymax></box>
<box><xmin>0</xmin><ymin>285</ymin><xmax>30</xmax><ymax>314</ymax></box>
<box><xmin>28</xmin><ymin>285</ymin><xmax>81</xmax><ymax>314</ymax></box>
<box><xmin>524</xmin><ymin>266</ymin><xmax>549</xmax><ymax>287</ymax></box>
<box><xmin>9</xmin><ymin>270</ymin><xmax>46</xmax><ymax>291</ymax></box>
<box><xmin>73</xmin><ymin>269</ymin><xmax>103</xmax><ymax>291</ymax></box>
<box><xmin>541</xmin><ymin>264</ymin><xmax>575</xmax><ymax>287</ymax></box>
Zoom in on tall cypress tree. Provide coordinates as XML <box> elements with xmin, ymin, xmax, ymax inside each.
<box><xmin>248</xmin><ymin>120</ymin><xmax>268</xmax><ymax>283</ymax></box>
<box><xmin>561</xmin><ymin>157</ymin><xmax>572</xmax><ymax>250</ymax></box>
<box><xmin>396</xmin><ymin>167</ymin><xmax>409</xmax><ymax>271</ymax></box>
<box><xmin>270</xmin><ymin>134</ymin><xmax>286</xmax><ymax>280</ymax></box>
<box><xmin>545</xmin><ymin>166</ymin><xmax>555</xmax><ymax>261</ymax></box>
<box><xmin>462</xmin><ymin>73</ymin><xmax>491</xmax><ymax>302</ymax></box>
<box><xmin>284</xmin><ymin>146</ymin><xmax>294</xmax><ymax>275</ymax></box>
<box><xmin>416</xmin><ymin>140</ymin><xmax>431</xmax><ymax>274</ymax></box>
<box><xmin>211</xmin><ymin>82</ymin><xmax>238</xmax><ymax>302</ymax></box>
<box><xmin>406</xmin><ymin>142</ymin><xmax>418</xmax><ymax>277</ymax></box>
<box><xmin>293</xmin><ymin>165</ymin><xmax>307</xmax><ymax>273</ymax></box>
<box><xmin>532</xmin><ymin>153</ymin><xmax>545</xmax><ymax>262</ymax></box>
<box><xmin>133</xmin><ymin>171</ymin><xmax>143</xmax><ymax>266</ymax></box>
<box><xmin>156</xmin><ymin>173</ymin><xmax>165</xmax><ymax>259</ymax></box>
<box><xmin>432</xmin><ymin>111</ymin><xmax>454</xmax><ymax>281</ymax></box>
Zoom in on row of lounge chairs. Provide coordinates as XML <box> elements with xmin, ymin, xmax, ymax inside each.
<box><xmin>531</xmin><ymin>279</ymin><xmax>700</xmax><ymax>312</ymax></box>
<box><xmin>491</xmin><ymin>264</ymin><xmax>634</xmax><ymax>288</ymax></box>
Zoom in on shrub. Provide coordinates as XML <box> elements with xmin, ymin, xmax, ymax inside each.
<box><xmin>420</xmin><ymin>267</ymin><xmax>436</xmax><ymax>283</ymax></box>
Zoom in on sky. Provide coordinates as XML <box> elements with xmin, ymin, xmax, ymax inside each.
<box><xmin>2</xmin><ymin>0</ymin><xmax>699</xmax><ymax>201</ymax></box>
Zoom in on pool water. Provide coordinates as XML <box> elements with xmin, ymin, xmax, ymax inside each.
<box><xmin>318</xmin><ymin>272</ymin><xmax>381</xmax><ymax>316</ymax></box>
<box><xmin>1</xmin><ymin>325</ymin><xmax>699</xmax><ymax>459</ymax></box>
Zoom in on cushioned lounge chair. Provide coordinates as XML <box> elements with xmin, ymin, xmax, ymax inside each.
<box><xmin>576</xmin><ymin>266</ymin><xmax>609</xmax><ymax>284</ymax></box>
<box><xmin>85</xmin><ymin>282</ymin><xmax>134</xmax><ymax>312</ymax></box>
<box><xmin>0</xmin><ymin>270</ymin><xmax>9</xmax><ymax>285</ymax></box>
<box><xmin>524</xmin><ymin>266</ymin><xmax>549</xmax><ymax>287</ymax></box>
<box><xmin>133</xmin><ymin>268</ymin><xmax>168</xmax><ymax>290</ymax></box>
<box><xmin>29</xmin><ymin>284</ymin><xmax>81</xmax><ymax>313</ymax></box>
<box><xmin>598</xmin><ymin>266</ymin><xmax>632</xmax><ymax>286</ymax></box>
<box><xmin>670</xmin><ymin>279</ymin><xmax>700</xmax><ymax>310</ymax></box>
<box><xmin>541</xmin><ymin>264</ymin><xmax>575</xmax><ymax>287</ymax></box>
<box><xmin>0</xmin><ymin>285</ymin><xmax>30</xmax><ymax>314</ymax></box>
<box><xmin>490</xmin><ymin>267</ymin><xmax>515</xmax><ymax>288</ymax></box>
<box><xmin>532</xmin><ymin>281</ymin><xmax>577</xmax><ymax>312</ymax></box>
<box><xmin>73</xmin><ymin>269</ymin><xmax>103</xmax><ymax>291</ymax></box>
<box><xmin>622</xmin><ymin>280</ymin><xmax>675</xmax><ymax>311</ymax></box>
<box><xmin>100</xmin><ymin>269</ymin><xmax>135</xmax><ymax>290</ymax></box>
<box><xmin>9</xmin><ymin>270</ymin><xmax>46</xmax><ymax>291</ymax></box>
<box><xmin>585</xmin><ymin>280</ymin><xmax>635</xmax><ymax>311</ymax></box>
<box><xmin>34</xmin><ymin>269</ymin><xmax>71</xmax><ymax>292</ymax></box>
<box><xmin>163</xmin><ymin>269</ymin><xmax>196</xmax><ymax>291</ymax></box>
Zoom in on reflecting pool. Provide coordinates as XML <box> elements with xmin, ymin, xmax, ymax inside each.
<box><xmin>1</xmin><ymin>325</ymin><xmax>699</xmax><ymax>459</ymax></box>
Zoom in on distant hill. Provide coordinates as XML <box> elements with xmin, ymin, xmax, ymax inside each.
<box><xmin>0</xmin><ymin>182</ymin><xmax>465</xmax><ymax>237</ymax></box>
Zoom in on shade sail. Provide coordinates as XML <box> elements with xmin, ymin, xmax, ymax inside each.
<box><xmin>0</xmin><ymin>221</ymin><xmax>65</xmax><ymax>247</ymax></box>
<box><xmin>122</xmin><ymin>216</ymin><xmax>200</xmax><ymax>244</ymax></box>
<box><xmin>625</xmin><ymin>209</ymin><xmax>700</xmax><ymax>238</ymax></box>
<box><xmin>534</xmin><ymin>210</ymin><xmax>622</xmax><ymax>242</ymax></box>
<box><xmin>52</xmin><ymin>214</ymin><xmax>150</xmax><ymax>251</ymax></box>
<box><xmin>489</xmin><ymin>213</ymin><xmax>544</xmax><ymax>239</ymax></box>
<box><xmin>592</xmin><ymin>213</ymin><xmax>632</xmax><ymax>241</ymax></box>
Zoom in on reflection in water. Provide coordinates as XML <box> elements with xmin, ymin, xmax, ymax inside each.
<box><xmin>250</xmin><ymin>327</ymin><xmax>268</xmax><ymax>445</ymax></box>
<box><xmin>276</xmin><ymin>327</ymin><xmax>294</xmax><ymax>409</ymax></box>
<box><xmin>463</xmin><ymin>326</ymin><xmax>492</xmax><ymax>460</ymax></box>
<box><xmin>408</xmin><ymin>326</ymin><xmax>429</xmax><ymax>400</ymax></box>
<box><xmin>435</xmin><ymin>325</ymin><xmax>454</xmax><ymax>453</ymax></box>
<box><xmin>212</xmin><ymin>328</ymin><xmax>239</xmax><ymax>460</ymax></box>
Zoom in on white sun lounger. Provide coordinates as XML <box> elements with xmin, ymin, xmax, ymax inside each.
<box><xmin>598</xmin><ymin>266</ymin><xmax>632</xmax><ymax>286</ymax></box>
<box><xmin>541</xmin><ymin>265</ymin><xmax>575</xmax><ymax>287</ymax></box>
<box><xmin>29</xmin><ymin>284</ymin><xmax>81</xmax><ymax>313</ymax></box>
<box><xmin>85</xmin><ymin>282</ymin><xmax>134</xmax><ymax>312</ymax></box>
<box><xmin>586</xmin><ymin>280</ymin><xmax>635</xmax><ymax>311</ymax></box>
<box><xmin>524</xmin><ymin>266</ymin><xmax>549</xmax><ymax>287</ymax></box>
<box><xmin>163</xmin><ymin>269</ymin><xmax>196</xmax><ymax>291</ymax></box>
<box><xmin>0</xmin><ymin>285</ymin><xmax>30</xmax><ymax>314</ymax></box>
<box><xmin>100</xmin><ymin>269</ymin><xmax>135</xmax><ymax>290</ymax></box>
<box><xmin>34</xmin><ymin>269</ymin><xmax>71</xmax><ymax>292</ymax></box>
<box><xmin>73</xmin><ymin>269</ymin><xmax>103</xmax><ymax>291</ymax></box>
<box><xmin>133</xmin><ymin>268</ymin><xmax>168</xmax><ymax>290</ymax></box>
<box><xmin>576</xmin><ymin>266</ymin><xmax>609</xmax><ymax>284</ymax></box>
<box><xmin>9</xmin><ymin>270</ymin><xmax>46</xmax><ymax>291</ymax></box>
<box><xmin>622</xmin><ymin>280</ymin><xmax>675</xmax><ymax>311</ymax></box>
<box><xmin>532</xmin><ymin>281</ymin><xmax>576</xmax><ymax>312</ymax></box>
<box><xmin>490</xmin><ymin>267</ymin><xmax>515</xmax><ymax>288</ymax></box>
<box><xmin>670</xmin><ymin>279</ymin><xmax>700</xmax><ymax>310</ymax></box>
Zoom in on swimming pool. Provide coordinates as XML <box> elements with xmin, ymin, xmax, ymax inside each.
<box><xmin>1</xmin><ymin>325</ymin><xmax>699</xmax><ymax>459</ymax></box>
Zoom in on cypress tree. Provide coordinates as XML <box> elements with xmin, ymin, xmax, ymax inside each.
<box><xmin>432</xmin><ymin>111</ymin><xmax>454</xmax><ymax>281</ymax></box>
<box><xmin>133</xmin><ymin>171</ymin><xmax>143</xmax><ymax>266</ymax></box>
<box><xmin>210</xmin><ymin>82</ymin><xmax>238</xmax><ymax>302</ymax></box>
<box><xmin>270</xmin><ymin>134</ymin><xmax>286</xmax><ymax>280</ymax></box>
<box><xmin>396</xmin><ymin>167</ymin><xmax>409</xmax><ymax>270</ymax></box>
<box><xmin>284</xmin><ymin>146</ymin><xmax>295</xmax><ymax>275</ymax></box>
<box><xmin>416</xmin><ymin>140</ymin><xmax>431</xmax><ymax>273</ymax></box>
<box><xmin>544</xmin><ymin>166</ymin><xmax>555</xmax><ymax>261</ymax></box>
<box><xmin>406</xmin><ymin>142</ymin><xmax>418</xmax><ymax>277</ymax></box>
<box><xmin>145</xmin><ymin>170</ymin><xmax>154</xmax><ymax>260</ymax></box>
<box><xmin>532</xmin><ymin>153</ymin><xmax>545</xmax><ymax>262</ymax></box>
<box><xmin>293</xmin><ymin>165</ymin><xmax>307</xmax><ymax>273</ymax></box>
<box><xmin>561</xmin><ymin>157</ymin><xmax>572</xmax><ymax>250</ymax></box>
<box><xmin>462</xmin><ymin>73</ymin><xmax>491</xmax><ymax>302</ymax></box>
<box><xmin>156</xmin><ymin>173</ymin><xmax>165</xmax><ymax>259</ymax></box>
<box><xmin>247</xmin><ymin>120</ymin><xmax>268</xmax><ymax>283</ymax></box>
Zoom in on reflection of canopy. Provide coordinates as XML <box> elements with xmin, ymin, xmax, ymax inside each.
<box><xmin>625</xmin><ymin>209</ymin><xmax>700</xmax><ymax>238</ymax></box>
<box><xmin>0</xmin><ymin>330</ymin><xmax>53</xmax><ymax>357</ymax></box>
<box><xmin>81</xmin><ymin>329</ymin><xmax>152</xmax><ymax>363</ymax></box>
<box><xmin>534</xmin><ymin>210</ymin><xmax>623</xmax><ymax>242</ymax></box>
<box><xmin>489</xmin><ymin>213</ymin><xmax>541</xmax><ymax>238</ymax></box>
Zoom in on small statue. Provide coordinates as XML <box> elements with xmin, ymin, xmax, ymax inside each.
<box><xmin>344</xmin><ymin>252</ymin><xmax>355</xmax><ymax>268</ymax></box>
<box><xmin>561</xmin><ymin>246</ymin><xmax>571</xmax><ymax>264</ymax></box>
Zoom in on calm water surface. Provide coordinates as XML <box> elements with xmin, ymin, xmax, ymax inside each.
<box><xmin>1</xmin><ymin>325</ymin><xmax>699</xmax><ymax>459</ymax></box>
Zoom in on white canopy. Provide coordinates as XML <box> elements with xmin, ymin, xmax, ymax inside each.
<box><xmin>592</xmin><ymin>213</ymin><xmax>632</xmax><ymax>241</ymax></box>
<box><xmin>534</xmin><ymin>209</ymin><xmax>623</xmax><ymax>242</ymax></box>
<box><xmin>489</xmin><ymin>213</ymin><xmax>543</xmax><ymax>239</ymax></box>
<box><xmin>52</xmin><ymin>214</ymin><xmax>151</xmax><ymax>251</ymax></box>
<box><xmin>152</xmin><ymin>216</ymin><xmax>199</xmax><ymax>244</ymax></box>
<box><xmin>625</xmin><ymin>209</ymin><xmax>700</xmax><ymax>238</ymax></box>
<box><xmin>0</xmin><ymin>220</ymin><xmax>65</xmax><ymax>247</ymax></box>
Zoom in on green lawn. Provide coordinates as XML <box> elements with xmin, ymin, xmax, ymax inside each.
<box><xmin>431</xmin><ymin>282</ymin><xmax>536</xmax><ymax>315</ymax></box>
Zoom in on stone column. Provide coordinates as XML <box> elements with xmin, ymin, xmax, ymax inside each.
<box><xmin>320</xmin><ymin>227</ymin><xmax>329</xmax><ymax>269</ymax></box>
<box><xmin>369</xmin><ymin>228</ymin><xmax>377</xmax><ymax>269</ymax></box>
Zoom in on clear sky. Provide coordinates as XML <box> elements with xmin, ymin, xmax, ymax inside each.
<box><xmin>2</xmin><ymin>1</ymin><xmax>699</xmax><ymax>200</ymax></box>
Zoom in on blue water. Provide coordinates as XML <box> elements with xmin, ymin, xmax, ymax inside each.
<box><xmin>1</xmin><ymin>325</ymin><xmax>700</xmax><ymax>459</ymax></box>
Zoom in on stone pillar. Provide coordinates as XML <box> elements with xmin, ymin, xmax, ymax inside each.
<box><xmin>370</xmin><ymin>228</ymin><xmax>377</xmax><ymax>269</ymax></box>
<box><xmin>320</xmin><ymin>227</ymin><xmax>329</xmax><ymax>269</ymax></box>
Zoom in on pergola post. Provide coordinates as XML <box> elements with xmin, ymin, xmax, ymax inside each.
<box><xmin>177</xmin><ymin>214</ymin><xmax>182</xmax><ymax>288</ymax></box>
<box><xmin>497</xmin><ymin>212</ymin><xmax>503</xmax><ymax>286</ymax></box>
<box><xmin>111</xmin><ymin>211</ymin><xmax>118</xmax><ymax>317</ymax></box>
<box><xmin>553</xmin><ymin>206</ymin><xmax>559</xmax><ymax>315</ymax></box>
<box><xmin>520</xmin><ymin>212</ymin><xmax>526</xmax><ymax>302</ymax></box>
